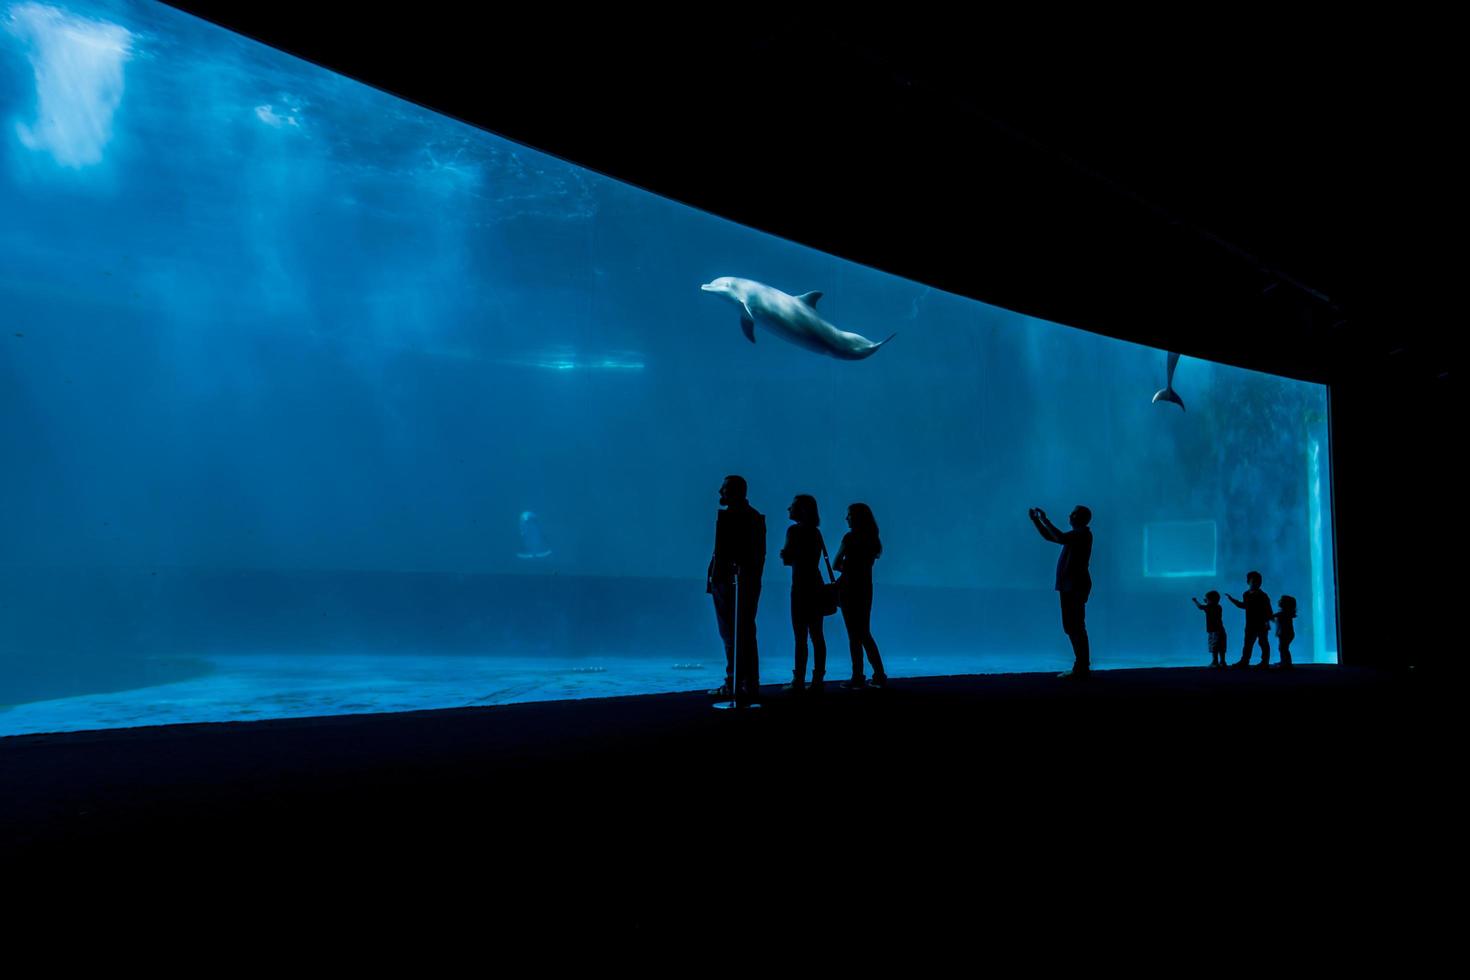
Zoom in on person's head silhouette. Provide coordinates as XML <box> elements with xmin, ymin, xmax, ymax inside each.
<box><xmin>719</xmin><ymin>475</ymin><xmax>747</xmax><ymax>507</ymax></box>
<box><xmin>1070</xmin><ymin>505</ymin><xmax>1092</xmax><ymax>528</ymax></box>
<box><xmin>1247</xmin><ymin>570</ymin><xmax>1262</xmax><ymax>589</ymax></box>
<box><xmin>788</xmin><ymin>494</ymin><xmax>819</xmax><ymax>525</ymax></box>
<box><xmin>846</xmin><ymin>503</ymin><xmax>882</xmax><ymax>555</ymax></box>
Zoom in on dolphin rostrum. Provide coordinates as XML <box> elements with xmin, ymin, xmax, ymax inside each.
<box><xmin>1152</xmin><ymin>351</ymin><xmax>1186</xmax><ymax>411</ymax></box>
<box><xmin>700</xmin><ymin>276</ymin><xmax>896</xmax><ymax>361</ymax></box>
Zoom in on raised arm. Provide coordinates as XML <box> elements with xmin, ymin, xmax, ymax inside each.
<box><xmin>1030</xmin><ymin>508</ymin><xmax>1063</xmax><ymax>544</ymax></box>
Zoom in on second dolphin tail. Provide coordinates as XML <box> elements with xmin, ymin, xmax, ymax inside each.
<box><xmin>1152</xmin><ymin>386</ymin><xmax>1186</xmax><ymax>411</ymax></box>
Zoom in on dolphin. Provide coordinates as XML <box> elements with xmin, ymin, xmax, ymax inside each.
<box><xmin>516</xmin><ymin>510</ymin><xmax>553</xmax><ymax>560</ymax></box>
<box><xmin>1152</xmin><ymin>351</ymin><xmax>1186</xmax><ymax>411</ymax></box>
<box><xmin>700</xmin><ymin>276</ymin><xmax>896</xmax><ymax>360</ymax></box>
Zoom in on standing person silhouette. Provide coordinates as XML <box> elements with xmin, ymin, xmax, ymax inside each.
<box><xmin>1226</xmin><ymin>571</ymin><xmax>1271</xmax><ymax>669</ymax></box>
<box><xmin>1273</xmin><ymin>595</ymin><xmax>1297</xmax><ymax>669</ymax></box>
<box><xmin>1192</xmin><ymin>591</ymin><xmax>1228</xmax><ymax>668</ymax></box>
<box><xmin>835</xmin><ymin>503</ymin><xmax>887</xmax><ymax>689</ymax></box>
<box><xmin>1030</xmin><ymin>505</ymin><xmax>1094</xmax><ymax>678</ymax></box>
<box><xmin>780</xmin><ymin>494</ymin><xmax>828</xmax><ymax>693</ymax></box>
<box><xmin>706</xmin><ymin>475</ymin><xmax>766</xmax><ymax>702</ymax></box>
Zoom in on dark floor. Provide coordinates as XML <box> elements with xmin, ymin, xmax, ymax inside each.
<box><xmin>1</xmin><ymin>665</ymin><xmax>1450</xmax><ymax>953</ymax></box>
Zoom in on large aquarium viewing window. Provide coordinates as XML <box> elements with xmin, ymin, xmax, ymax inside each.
<box><xmin>0</xmin><ymin>1</ymin><xmax>1338</xmax><ymax>737</ymax></box>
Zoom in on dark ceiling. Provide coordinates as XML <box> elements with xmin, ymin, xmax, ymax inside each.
<box><xmin>162</xmin><ymin>4</ymin><xmax>1454</xmax><ymax>386</ymax></box>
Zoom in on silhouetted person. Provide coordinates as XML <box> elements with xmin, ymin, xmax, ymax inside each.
<box><xmin>779</xmin><ymin>494</ymin><xmax>829</xmax><ymax>694</ymax></box>
<box><xmin>1274</xmin><ymin>595</ymin><xmax>1297</xmax><ymax>669</ymax></box>
<box><xmin>1193</xmin><ymin>591</ymin><xmax>1227</xmax><ymax>668</ymax></box>
<box><xmin>707</xmin><ymin>475</ymin><xmax>765</xmax><ymax>701</ymax></box>
<box><xmin>835</xmin><ymin>503</ymin><xmax>887</xmax><ymax>689</ymax></box>
<box><xmin>1030</xmin><ymin>505</ymin><xmax>1093</xmax><ymax>678</ymax></box>
<box><xmin>1227</xmin><ymin>571</ymin><xmax>1272</xmax><ymax>668</ymax></box>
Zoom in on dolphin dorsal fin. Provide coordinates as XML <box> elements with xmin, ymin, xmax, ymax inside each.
<box><xmin>795</xmin><ymin>291</ymin><xmax>823</xmax><ymax>308</ymax></box>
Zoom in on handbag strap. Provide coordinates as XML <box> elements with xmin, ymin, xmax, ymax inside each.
<box><xmin>818</xmin><ymin>530</ymin><xmax>836</xmax><ymax>584</ymax></box>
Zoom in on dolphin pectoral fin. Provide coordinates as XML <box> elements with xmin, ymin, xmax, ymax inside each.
<box><xmin>740</xmin><ymin>313</ymin><xmax>756</xmax><ymax>344</ymax></box>
<box><xmin>795</xmin><ymin>291</ymin><xmax>823</xmax><ymax>308</ymax></box>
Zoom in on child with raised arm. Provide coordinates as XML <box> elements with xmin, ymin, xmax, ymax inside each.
<box><xmin>1192</xmin><ymin>591</ymin><xmax>1227</xmax><ymax>668</ymax></box>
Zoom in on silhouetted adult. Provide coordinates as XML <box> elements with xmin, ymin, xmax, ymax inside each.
<box><xmin>707</xmin><ymin>475</ymin><xmax>766</xmax><ymax>701</ymax></box>
<box><xmin>780</xmin><ymin>494</ymin><xmax>828</xmax><ymax>693</ymax></box>
<box><xmin>1030</xmin><ymin>505</ymin><xmax>1093</xmax><ymax>678</ymax></box>
<box><xmin>835</xmin><ymin>503</ymin><xmax>887</xmax><ymax>689</ymax></box>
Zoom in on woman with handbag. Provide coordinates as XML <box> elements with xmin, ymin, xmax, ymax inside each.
<box><xmin>779</xmin><ymin>494</ymin><xmax>834</xmax><ymax>693</ymax></box>
<box><xmin>836</xmin><ymin>502</ymin><xmax>888</xmax><ymax>689</ymax></box>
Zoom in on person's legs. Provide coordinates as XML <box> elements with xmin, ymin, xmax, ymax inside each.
<box><xmin>1060</xmin><ymin>592</ymin><xmax>1090</xmax><ymax>673</ymax></box>
<box><xmin>1235</xmin><ymin>630</ymin><xmax>1253</xmax><ymax>667</ymax></box>
<box><xmin>1253</xmin><ymin>628</ymin><xmax>1271</xmax><ymax>666</ymax></box>
<box><xmin>809</xmin><ymin>608</ymin><xmax>827</xmax><ymax>685</ymax></box>
<box><xmin>791</xmin><ymin>592</ymin><xmax>808</xmax><ymax>684</ymax></box>
<box><xmin>841</xmin><ymin>603</ymin><xmax>864</xmax><ymax>681</ymax></box>
<box><xmin>735</xmin><ymin>574</ymin><xmax>761</xmax><ymax>697</ymax></box>
<box><xmin>712</xmin><ymin>578</ymin><xmax>735</xmax><ymax>690</ymax></box>
<box><xmin>842</xmin><ymin>585</ymin><xmax>874</xmax><ymax>683</ymax></box>
<box><xmin>863</xmin><ymin>632</ymin><xmax>885</xmax><ymax>681</ymax></box>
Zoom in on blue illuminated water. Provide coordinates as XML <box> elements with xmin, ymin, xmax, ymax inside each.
<box><xmin>0</xmin><ymin>0</ymin><xmax>1337</xmax><ymax>736</ymax></box>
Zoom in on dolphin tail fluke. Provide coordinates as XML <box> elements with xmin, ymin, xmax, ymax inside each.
<box><xmin>1152</xmin><ymin>386</ymin><xmax>1186</xmax><ymax>411</ymax></box>
<box><xmin>851</xmin><ymin>333</ymin><xmax>897</xmax><ymax>360</ymax></box>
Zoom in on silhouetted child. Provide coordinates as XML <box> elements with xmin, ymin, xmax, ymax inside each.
<box><xmin>1274</xmin><ymin>595</ymin><xmax>1297</xmax><ymax>669</ymax></box>
<box><xmin>1192</xmin><ymin>591</ymin><xmax>1227</xmax><ymax>668</ymax></box>
<box><xmin>1226</xmin><ymin>571</ymin><xmax>1272</xmax><ymax>668</ymax></box>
